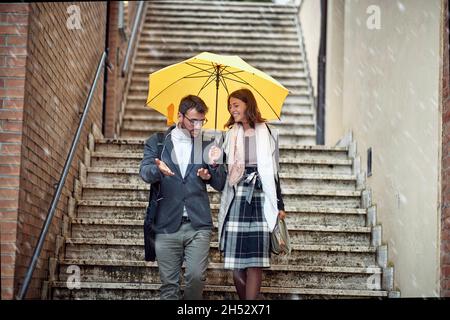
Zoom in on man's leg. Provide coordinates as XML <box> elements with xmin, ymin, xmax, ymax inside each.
<box><xmin>183</xmin><ymin>225</ymin><xmax>212</xmax><ymax>300</ymax></box>
<box><xmin>155</xmin><ymin>230</ymin><xmax>184</xmax><ymax>300</ymax></box>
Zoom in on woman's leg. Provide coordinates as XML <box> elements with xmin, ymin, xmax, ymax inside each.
<box><xmin>245</xmin><ymin>267</ymin><xmax>262</xmax><ymax>300</ymax></box>
<box><xmin>233</xmin><ymin>269</ymin><xmax>247</xmax><ymax>300</ymax></box>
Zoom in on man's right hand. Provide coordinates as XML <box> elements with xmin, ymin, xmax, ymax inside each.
<box><xmin>155</xmin><ymin>158</ymin><xmax>175</xmax><ymax>176</ymax></box>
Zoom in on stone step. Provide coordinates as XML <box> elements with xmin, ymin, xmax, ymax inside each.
<box><xmin>144</xmin><ymin>17</ymin><xmax>298</xmax><ymax>31</ymax></box>
<box><xmin>70</xmin><ymin>217</ymin><xmax>371</xmax><ymax>246</ymax></box>
<box><xmin>137</xmin><ymin>41</ymin><xmax>303</xmax><ymax>53</ymax></box>
<box><xmin>80</xmin><ymin>186</ymin><xmax>362</xmax><ymax>208</ymax></box>
<box><xmin>56</xmin><ymin>260</ymin><xmax>381</xmax><ymax>291</ymax></box>
<box><xmin>147</xmin><ymin>1</ymin><xmax>298</xmax><ymax>14</ymax></box>
<box><xmin>273</xmin><ymin>135</ymin><xmax>316</xmax><ymax>146</ymax></box>
<box><xmin>123</xmin><ymin>105</ymin><xmax>161</xmax><ymax>117</ymax></box>
<box><xmin>138</xmin><ymin>31</ymin><xmax>301</xmax><ymax>44</ymax></box>
<box><xmin>131</xmin><ymin>59</ymin><xmax>305</xmax><ymax>72</ymax></box>
<box><xmin>90</xmin><ymin>152</ymin><xmax>353</xmax><ymax>175</ymax></box>
<box><xmin>133</xmin><ymin>51</ymin><xmax>303</xmax><ymax>64</ymax></box>
<box><xmin>93</xmin><ymin>138</ymin><xmax>347</xmax><ymax>157</ymax></box>
<box><xmin>121</xmin><ymin>119</ymin><xmax>165</xmax><ymax>130</ymax></box>
<box><xmin>86</xmin><ymin>167</ymin><xmax>357</xmax><ymax>191</ymax></box>
<box><xmin>64</xmin><ymin>239</ymin><xmax>377</xmax><ymax>267</ymax></box>
<box><xmin>146</xmin><ymin>8</ymin><xmax>296</xmax><ymax>20</ymax></box>
<box><xmin>268</xmin><ymin>118</ymin><xmax>314</xmax><ymax>127</ymax></box>
<box><xmin>76</xmin><ymin>200</ymin><xmax>147</xmax><ymax>220</ymax></box>
<box><xmin>75</xmin><ymin>200</ymin><xmax>367</xmax><ymax>227</ymax></box>
<box><xmin>50</xmin><ymin>281</ymin><xmax>387</xmax><ymax>299</ymax></box>
<box><xmin>143</xmin><ymin>16</ymin><xmax>296</xmax><ymax>28</ymax></box>
<box><xmin>123</xmin><ymin>114</ymin><xmax>167</xmax><ymax>122</ymax></box>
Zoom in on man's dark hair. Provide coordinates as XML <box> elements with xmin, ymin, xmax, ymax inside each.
<box><xmin>178</xmin><ymin>95</ymin><xmax>208</xmax><ymax>115</ymax></box>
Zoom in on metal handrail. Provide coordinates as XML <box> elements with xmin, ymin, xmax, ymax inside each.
<box><xmin>16</xmin><ymin>51</ymin><xmax>107</xmax><ymax>300</ymax></box>
<box><xmin>121</xmin><ymin>1</ymin><xmax>145</xmax><ymax>77</ymax></box>
<box><xmin>316</xmin><ymin>0</ymin><xmax>327</xmax><ymax>145</ymax></box>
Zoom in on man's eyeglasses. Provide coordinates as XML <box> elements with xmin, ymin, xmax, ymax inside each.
<box><xmin>183</xmin><ymin>114</ymin><xmax>208</xmax><ymax>127</ymax></box>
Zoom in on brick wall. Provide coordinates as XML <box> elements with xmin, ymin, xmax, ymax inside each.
<box><xmin>0</xmin><ymin>2</ymin><xmax>107</xmax><ymax>299</ymax></box>
<box><xmin>103</xmin><ymin>1</ymin><xmax>142</xmax><ymax>138</ymax></box>
<box><xmin>104</xmin><ymin>2</ymin><xmax>128</xmax><ymax>138</ymax></box>
<box><xmin>0</xmin><ymin>2</ymin><xmax>30</xmax><ymax>300</ymax></box>
<box><xmin>442</xmin><ymin>0</ymin><xmax>450</xmax><ymax>298</ymax></box>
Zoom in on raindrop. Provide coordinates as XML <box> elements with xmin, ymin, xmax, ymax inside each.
<box><xmin>42</xmin><ymin>146</ymin><xmax>50</xmax><ymax>157</ymax></box>
<box><xmin>399</xmin><ymin>193</ymin><xmax>407</xmax><ymax>205</ymax></box>
<box><xmin>411</xmin><ymin>274</ymin><xmax>418</xmax><ymax>288</ymax></box>
<box><xmin>397</xmin><ymin>1</ymin><xmax>406</xmax><ymax>12</ymax></box>
<box><xmin>418</xmin><ymin>101</ymin><xmax>426</xmax><ymax>110</ymax></box>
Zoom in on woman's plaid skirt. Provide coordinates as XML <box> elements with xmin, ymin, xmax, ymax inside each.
<box><xmin>221</xmin><ymin>167</ymin><xmax>271</xmax><ymax>270</ymax></box>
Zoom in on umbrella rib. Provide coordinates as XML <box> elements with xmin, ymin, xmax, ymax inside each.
<box><xmin>185</xmin><ymin>61</ymin><xmax>218</xmax><ymax>95</ymax></box>
<box><xmin>197</xmin><ymin>76</ymin><xmax>217</xmax><ymax>95</ymax></box>
<box><xmin>221</xmin><ymin>70</ymin><xmax>245</xmax><ymax>76</ymax></box>
<box><xmin>197</xmin><ymin>66</ymin><xmax>218</xmax><ymax>94</ymax></box>
<box><xmin>218</xmin><ymin>66</ymin><xmax>230</xmax><ymax>96</ymax></box>
<box><xmin>186</xmin><ymin>61</ymin><xmax>217</xmax><ymax>68</ymax></box>
<box><xmin>184</xmin><ymin>75</ymin><xmax>219</xmax><ymax>79</ymax></box>
<box><xmin>221</xmin><ymin>76</ymin><xmax>250</xmax><ymax>85</ymax></box>
<box><xmin>185</xmin><ymin>62</ymin><xmax>216</xmax><ymax>74</ymax></box>
<box><xmin>147</xmin><ymin>67</ymin><xmax>214</xmax><ymax>104</ymax></box>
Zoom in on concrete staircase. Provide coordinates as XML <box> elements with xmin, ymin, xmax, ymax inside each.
<box><xmin>48</xmin><ymin>0</ymin><xmax>398</xmax><ymax>299</ymax></box>
<box><xmin>120</xmin><ymin>0</ymin><xmax>316</xmax><ymax>145</ymax></box>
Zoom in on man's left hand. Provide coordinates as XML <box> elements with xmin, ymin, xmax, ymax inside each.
<box><xmin>197</xmin><ymin>168</ymin><xmax>211</xmax><ymax>180</ymax></box>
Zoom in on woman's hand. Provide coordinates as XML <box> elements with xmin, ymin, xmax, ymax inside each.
<box><xmin>278</xmin><ymin>210</ymin><xmax>286</xmax><ymax>220</ymax></box>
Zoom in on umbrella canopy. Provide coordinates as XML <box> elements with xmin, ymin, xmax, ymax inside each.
<box><xmin>146</xmin><ymin>52</ymin><xmax>289</xmax><ymax>131</ymax></box>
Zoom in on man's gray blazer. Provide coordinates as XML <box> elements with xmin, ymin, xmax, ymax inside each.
<box><xmin>139</xmin><ymin>126</ymin><xmax>226</xmax><ymax>234</ymax></box>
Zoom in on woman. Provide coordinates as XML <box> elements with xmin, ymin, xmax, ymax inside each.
<box><xmin>215</xmin><ymin>88</ymin><xmax>286</xmax><ymax>300</ymax></box>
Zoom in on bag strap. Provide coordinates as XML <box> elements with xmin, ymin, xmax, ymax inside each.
<box><xmin>265</xmin><ymin>122</ymin><xmax>272</xmax><ymax>135</ymax></box>
<box><xmin>149</xmin><ymin>132</ymin><xmax>166</xmax><ymax>204</ymax></box>
<box><xmin>156</xmin><ymin>132</ymin><xmax>164</xmax><ymax>158</ymax></box>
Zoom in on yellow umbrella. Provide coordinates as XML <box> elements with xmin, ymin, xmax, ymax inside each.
<box><xmin>146</xmin><ymin>52</ymin><xmax>289</xmax><ymax>131</ymax></box>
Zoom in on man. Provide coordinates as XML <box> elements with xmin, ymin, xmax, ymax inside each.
<box><xmin>139</xmin><ymin>95</ymin><xmax>226</xmax><ymax>300</ymax></box>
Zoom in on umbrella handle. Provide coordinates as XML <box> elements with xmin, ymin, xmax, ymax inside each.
<box><xmin>212</xmin><ymin>130</ymin><xmax>224</xmax><ymax>147</ymax></box>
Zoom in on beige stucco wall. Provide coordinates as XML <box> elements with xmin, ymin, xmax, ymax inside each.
<box><xmin>325</xmin><ymin>0</ymin><xmax>346</xmax><ymax>145</ymax></box>
<box><xmin>299</xmin><ymin>0</ymin><xmax>321</xmax><ymax>98</ymax></box>
<box><xmin>325</xmin><ymin>0</ymin><xmax>441</xmax><ymax>297</ymax></box>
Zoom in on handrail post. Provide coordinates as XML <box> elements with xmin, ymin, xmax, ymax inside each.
<box><xmin>121</xmin><ymin>1</ymin><xmax>145</xmax><ymax>77</ymax></box>
<box><xmin>316</xmin><ymin>0</ymin><xmax>327</xmax><ymax>145</ymax></box>
<box><xmin>16</xmin><ymin>51</ymin><xmax>107</xmax><ymax>300</ymax></box>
